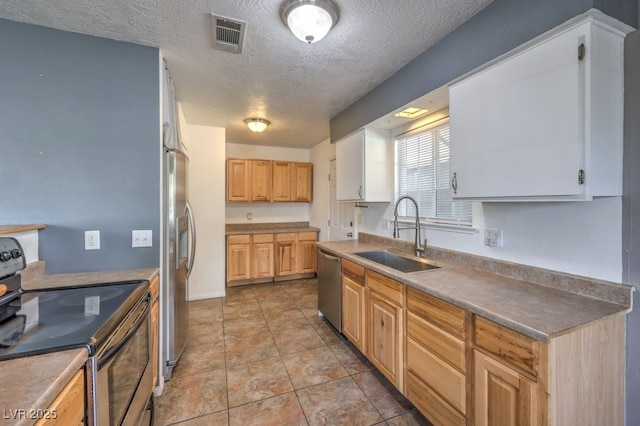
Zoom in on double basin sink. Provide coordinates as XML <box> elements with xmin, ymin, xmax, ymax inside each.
<box><xmin>354</xmin><ymin>249</ymin><xmax>441</xmax><ymax>273</ymax></box>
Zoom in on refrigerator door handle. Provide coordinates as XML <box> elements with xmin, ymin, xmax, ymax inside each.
<box><xmin>185</xmin><ymin>201</ymin><xmax>196</xmax><ymax>278</ymax></box>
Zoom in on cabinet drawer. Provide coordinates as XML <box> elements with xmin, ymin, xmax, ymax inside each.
<box><xmin>228</xmin><ymin>234</ymin><xmax>250</xmax><ymax>244</ymax></box>
<box><xmin>407</xmin><ymin>286</ymin><xmax>466</xmax><ymax>338</ymax></box>
<box><xmin>276</xmin><ymin>233</ymin><xmax>297</xmax><ymax>242</ymax></box>
<box><xmin>366</xmin><ymin>270</ymin><xmax>403</xmax><ymax>306</ymax></box>
<box><xmin>36</xmin><ymin>369</ymin><xmax>85</xmax><ymax>425</ymax></box>
<box><xmin>407</xmin><ymin>337</ymin><xmax>466</xmax><ymax>414</ymax></box>
<box><xmin>475</xmin><ymin>316</ymin><xmax>540</xmax><ymax>378</ymax></box>
<box><xmin>297</xmin><ymin>231</ymin><xmax>317</xmax><ymax>241</ymax></box>
<box><xmin>252</xmin><ymin>233</ymin><xmax>274</xmax><ymax>243</ymax></box>
<box><xmin>342</xmin><ymin>259</ymin><xmax>365</xmax><ymax>284</ymax></box>
<box><xmin>407</xmin><ymin>311</ymin><xmax>465</xmax><ymax>373</ymax></box>
<box><xmin>406</xmin><ymin>370</ymin><xmax>465</xmax><ymax>426</ymax></box>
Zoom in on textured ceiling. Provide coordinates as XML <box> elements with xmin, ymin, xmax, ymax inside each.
<box><xmin>0</xmin><ymin>0</ymin><xmax>493</xmax><ymax>148</ymax></box>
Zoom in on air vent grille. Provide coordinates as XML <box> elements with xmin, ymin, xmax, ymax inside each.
<box><xmin>211</xmin><ymin>15</ymin><xmax>246</xmax><ymax>54</ymax></box>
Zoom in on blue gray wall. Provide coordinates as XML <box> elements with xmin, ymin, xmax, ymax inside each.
<box><xmin>623</xmin><ymin>29</ymin><xmax>640</xmax><ymax>426</ymax></box>
<box><xmin>330</xmin><ymin>0</ymin><xmax>637</xmax><ymax>141</ymax></box>
<box><xmin>331</xmin><ymin>0</ymin><xmax>639</xmax><ymax>424</ymax></box>
<box><xmin>0</xmin><ymin>19</ymin><xmax>160</xmax><ymax>273</ymax></box>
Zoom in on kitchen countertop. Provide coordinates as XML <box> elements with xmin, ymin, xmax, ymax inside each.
<box><xmin>226</xmin><ymin>222</ymin><xmax>320</xmax><ymax>235</ymax></box>
<box><xmin>0</xmin><ymin>225</ymin><xmax>46</xmax><ymax>235</ymax></box>
<box><xmin>0</xmin><ymin>348</ymin><xmax>87</xmax><ymax>426</ymax></box>
<box><xmin>18</xmin><ymin>261</ymin><xmax>159</xmax><ymax>291</ymax></box>
<box><xmin>317</xmin><ymin>238</ymin><xmax>632</xmax><ymax>342</ymax></box>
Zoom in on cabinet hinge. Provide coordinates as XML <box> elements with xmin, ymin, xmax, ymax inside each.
<box><xmin>578</xmin><ymin>169</ymin><xmax>585</xmax><ymax>185</ymax></box>
<box><xmin>578</xmin><ymin>43</ymin><xmax>586</xmax><ymax>61</ymax></box>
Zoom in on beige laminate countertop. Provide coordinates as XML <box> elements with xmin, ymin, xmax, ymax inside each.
<box><xmin>0</xmin><ymin>348</ymin><xmax>87</xmax><ymax>426</ymax></box>
<box><xmin>19</xmin><ymin>261</ymin><xmax>159</xmax><ymax>291</ymax></box>
<box><xmin>317</xmin><ymin>239</ymin><xmax>630</xmax><ymax>342</ymax></box>
<box><xmin>225</xmin><ymin>222</ymin><xmax>320</xmax><ymax>236</ymax></box>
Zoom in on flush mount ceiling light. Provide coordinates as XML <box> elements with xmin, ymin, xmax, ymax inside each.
<box><xmin>244</xmin><ymin>118</ymin><xmax>271</xmax><ymax>133</ymax></box>
<box><xmin>394</xmin><ymin>107</ymin><xmax>430</xmax><ymax>119</ymax></box>
<box><xmin>280</xmin><ymin>0</ymin><xmax>339</xmax><ymax>44</ymax></box>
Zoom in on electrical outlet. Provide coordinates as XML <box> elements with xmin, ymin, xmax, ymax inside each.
<box><xmin>85</xmin><ymin>230</ymin><xmax>100</xmax><ymax>250</ymax></box>
<box><xmin>484</xmin><ymin>229</ymin><xmax>503</xmax><ymax>248</ymax></box>
<box><xmin>132</xmin><ymin>230</ymin><xmax>153</xmax><ymax>248</ymax></box>
<box><xmin>247</xmin><ymin>212</ymin><xmax>253</xmax><ymax>220</ymax></box>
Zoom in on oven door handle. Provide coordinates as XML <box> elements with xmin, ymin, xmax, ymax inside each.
<box><xmin>98</xmin><ymin>294</ymin><xmax>151</xmax><ymax>369</ymax></box>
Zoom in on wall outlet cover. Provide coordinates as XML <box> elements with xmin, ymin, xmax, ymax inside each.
<box><xmin>132</xmin><ymin>230</ymin><xmax>153</xmax><ymax>248</ymax></box>
<box><xmin>484</xmin><ymin>229</ymin><xmax>503</xmax><ymax>248</ymax></box>
<box><xmin>85</xmin><ymin>230</ymin><xmax>100</xmax><ymax>250</ymax></box>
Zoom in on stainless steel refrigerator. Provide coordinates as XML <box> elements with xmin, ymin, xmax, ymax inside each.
<box><xmin>162</xmin><ymin>66</ymin><xmax>196</xmax><ymax>381</ymax></box>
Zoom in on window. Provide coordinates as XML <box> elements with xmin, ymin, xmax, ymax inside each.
<box><xmin>394</xmin><ymin>121</ymin><xmax>472</xmax><ymax>226</ymax></box>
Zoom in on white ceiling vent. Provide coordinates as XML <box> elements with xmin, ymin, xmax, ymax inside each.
<box><xmin>211</xmin><ymin>15</ymin><xmax>246</xmax><ymax>54</ymax></box>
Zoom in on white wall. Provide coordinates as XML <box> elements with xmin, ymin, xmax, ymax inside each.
<box><xmin>187</xmin><ymin>124</ymin><xmax>226</xmax><ymax>299</ymax></box>
<box><xmin>309</xmin><ymin>138</ymin><xmax>334</xmax><ymax>241</ymax></box>
<box><xmin>226</xmin><ymin>143</ymin><xmax>312</xmax><ymax>224</ymax></box>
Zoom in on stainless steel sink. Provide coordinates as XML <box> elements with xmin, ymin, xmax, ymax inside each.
<box><xmin>353</xmin><ymin>249</ymin><xmax>441</xmax><ymax>273</ymax></box>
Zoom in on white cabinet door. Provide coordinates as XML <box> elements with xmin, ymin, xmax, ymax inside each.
<box><xmin>449</xmin><ymin>11</ymin><xmax>630</xmax><ymax>201</ymax></box>
<box><xmin>336</xmin><ymin>130</ymin><xmax>365</xmax><ymax>201</ymax></box>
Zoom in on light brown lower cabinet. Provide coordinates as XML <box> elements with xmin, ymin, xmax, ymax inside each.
<box><xmin>150</xmin><ymin>274</ymin><xmax>159</xmax><ymax>389</ymax></box>
<box><xmin>36</xmin><ymin>369</ymin><xmax>85</xmax><ymax>425</ymax></box>
<box><xmin>365</xmin><ymin>270</ymin><xmax>404</xmax><ymax>390</ymax></box>
<box><xmin>252</xmin><ymin>234</ymin><xmax>275</xmax><ymax>278</ymax></box>
<box><xmin>226</xmin><ymin>235</ymin><xmax>252</xmax><ymax>282</ymax></box>
<box><xmin>337</xmin><ymin>261</ymin><xmax>626</xmax><ymax>426</ymax></box>
<box><xmin>275</xmin><ymin>233</ymin><xmax>297</xmax><ymax>276</ymax></box>
<box><xmin>297</xmin><ymin>232</ymin><xmax>317</xmax><ymax>274</ymax></box>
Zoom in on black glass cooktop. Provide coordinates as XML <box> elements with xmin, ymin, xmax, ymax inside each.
<box><xmin>0</xmin><ymin>281</ymin><xmax>148</xmax><ymax>361</ymax></box>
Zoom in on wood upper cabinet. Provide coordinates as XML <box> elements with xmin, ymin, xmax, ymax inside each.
<box><xmin>342</xmin><ymin>259</ymin><xmax>366</xmax><ymax>352</ymax></box>
<box><xmin>228</xmin><ymin>158</ymin><xmax>313</xmax><ymax>202</ymax></box>
<box><xmin>251</xmin><ymin>160</ymin><xmax>272</xmax><ymax>201</ymax></box>
<box><xmin>291</xmin><ymin>162</ymin><xmax>313</xmax><ymax>202</ymax></box>
<box><xmin>227</xmin><ymin>159</ymin><xmax>251</xmax><ymax>201</ymax></box>
<box><xmin>365</xmin><ymin>270</ymin><xmax>403</xmax><ymax>390</ymax></box>
<box><xmin>272</xmin><ymin>161</ymin><xmax>292</xmax><ymax>202</ymax></box>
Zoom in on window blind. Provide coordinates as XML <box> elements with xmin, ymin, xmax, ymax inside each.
<box><xmin>394</xmin><ymin>122</ymin><xmax>472</xmax><ymax>226</ymax></box>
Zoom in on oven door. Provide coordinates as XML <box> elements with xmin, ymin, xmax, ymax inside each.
<box><xmin>88</xmin><ymin>293</ymin><xmax>153</xmax><ymax>426</ymax></box>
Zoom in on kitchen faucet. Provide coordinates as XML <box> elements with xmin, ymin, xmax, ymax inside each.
<box><xmin>393</xmin><ymin>195</ymin><xmax>426</xmax><ymax>257</ymax></box>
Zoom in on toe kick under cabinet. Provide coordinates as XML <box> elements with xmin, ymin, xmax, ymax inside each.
<box><xmin>338</xmin><ymin>263</ymin><xmax>626</xmax><ymax>426</ymax></box>
<box><xmin>226</xmin><ymin>230</ymin><xmax>318</xmax><ymax>286</ymax></box>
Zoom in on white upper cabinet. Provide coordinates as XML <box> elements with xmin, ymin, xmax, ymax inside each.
<box><xmin>449</xmin><ymin>10</ymin><xmax>633</xmax><ymax>201</ymax></box>
<box><xmin>336</xmin><ymin>128</ymin><xmax>392</xmax><ymax>202</ymax></box>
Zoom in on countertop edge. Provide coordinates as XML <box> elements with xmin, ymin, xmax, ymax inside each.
<box><xmin>0</xmin><ymin>225</ymin><xmax>47</xmax><ymax>235</ymax></box>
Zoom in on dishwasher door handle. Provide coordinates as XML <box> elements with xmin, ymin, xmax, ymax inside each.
<box><xmin>319</xmin><ymin>251</ymin><xmax>340</xmax><ymax>262</ymax></box>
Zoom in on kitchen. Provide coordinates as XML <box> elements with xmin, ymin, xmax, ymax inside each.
<box><xmin>1</xmin><ymin>0</ymin><xmax>639</xmax><ymax>425</ymax></box>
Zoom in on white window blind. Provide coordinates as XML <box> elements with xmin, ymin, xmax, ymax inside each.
<box><xmin>395</xmin><ymin>122</ymin><xmax>472</xmax><ymax>226</ymax></box>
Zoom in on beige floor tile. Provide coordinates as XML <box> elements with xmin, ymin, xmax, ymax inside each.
<box><xmin>271</xmin><ymin>324</ymin><xmax>326</xmax><ymax>355</ymax></box>
<box><xmin>386</xmin><ymin>409</ymin><xmax>432</xmax><ymax>426</ymax></box>
<box><xmin>282</xmin><ymin>346</ymin><xmax>349</xmax><ymax>389</ymax></box>
<box><xmin>155</xmin><ymin>369</ymin><xmax>227</xmax><ymax>425</ymax></box>
<box><xmin>311</xmin><ymin>320</ymin><xmax>345</xmax><ymax>346</ymax></box>
<box><xmin>328</xmin><ymin>342</ymin><xmax>374</xmax><ymax>375</ymax></box>
<box><xmin>189</xmin><ymin>298</ymin><xmax>223</xmax><ymax>311</ymax></box>
<box><xmin>228</xmin><ymin>392</ymin><xmax>308</xmax><ymax>426</ymax></box>
<box><xmin>189</xmin><ymin>306</ymin><xmax>223</xmax><ymax>325</ymax></box>
<box><xmin>296</xmin><ymin>376</ymin><xmax>383</xmax><ymax>426</ymax></box>
<box><xmin>188</xmin><ymin>322</ymin><xmax>225</xmax><ymax>347</ymax></box>
<box><xmin>226</xmin><ymin>356</ymin><xmax>294</xmax><ymax>407</ymax></box>
<box><xmin>172</xmin><ymin>340</ymin><xmax>226</xmax><ymax>378</ymax></box>
<box><xmin>259</xmin><ymin>297</ymin><xmax>300</xmax><ymax>312</ymax></box>
<box><xmin>171</xmin><ymin>410</ymin><xmax>228</xmax><ymax>425</ymax></box>
<box><xmin>224</xmin><ymin>316</ymin><xmax>269</xmax><ymax>339</ymax></box>
<box><xmin>352</xmin><ymin>370</ymin><xmax>414</xmax><ymax>419</ymax></box>
<box><xmin>225</xmin><ymin>332</ymin><xmax>280</xmax><ymax>366</ymax></box>
<box><xmin>224</xmin><ymin>286</ymin><xmax>257</xmax><ymax>301</ymax></box>
<box><xmin>252</xmin><ymin>283</ymin><xmax>289</xmax><ymax>300</ymax></box>
<box><xmin>263</xmin><ymin>308</ymin><xmax>310</xmax><ymax>331</ymax></box>
<box><xmin>222</xmin><ymin>300</ymin><xmax>262</xmax><ymax>319</ymax></box>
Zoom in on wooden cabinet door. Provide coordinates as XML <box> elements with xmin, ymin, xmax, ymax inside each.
<box><xmin>275</xmin><ymin>233</ymin><xmax>297</xmax><ymax>276</ymax></box>
<box><xmin>366</xmin><ymin>289</ymin><xmax>402</xmax><ymax>389</ymax></box>
<box><xmin>227</xmin><ymin>159</ymin><xmax>251</xmax><ymax>201</ymax></box>
<box><xmin>227</xmin><ymin>235</ymin><xmax>251</xmax><ymax>282</ymax></box>
<box><xmin>252</xmin><ymin>242</ymin><xmax>274</xmax><ymax>278</ymax></box>
<box><xmin>296</xmin><ymin>232</ymin><xmax>317</xmax><ymax>274</ymax></box>
<box><xmin>151</xmin><ymin>299</ymin><xmax>159</xmax><ymax>387</ymax></box>
<box><xmin>342</xmin><ymin>275</ymin><xmax>365</xmax><ymax>352</ymax></box>
<box><xmin>36</xmin><ymin>370</ymin><xmax>85</xmax><ymax>425</ymax></box>
<box><xmin>291</xmin><ymin>162</ymin><xmax>312</xmax><ymax>202</ymax></box>
<box><xmin>474</xmin><ymin>350</ymin><xmax>537</xmax><ymax>426</ymax></box>
<box><xmin>251</xmin><ymin>160</ymin><xmax>272</xmax><ymax>201</ymax></box>
<box><xmin>336</xmin><ymin>131</ymin><xmax>365</xmax><ymax>201</ymax></box>
<box><xmin>272</xmin><ymin>161</ymin><xmax>292</xmax><ymax>202</ymax></box>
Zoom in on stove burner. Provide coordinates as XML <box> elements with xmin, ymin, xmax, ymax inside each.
<box><xmin>59</xmin><ymin>287</ymin><xmax>125</xmax><ymax>306</ymax></box>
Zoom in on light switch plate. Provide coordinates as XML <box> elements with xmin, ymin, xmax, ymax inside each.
<box><xmin>132</xmin><ymin>230</ymin><xmax>153</xmax><ymax>248</ymax></box>
<box><xmin>484</xmin><ymin>229</ymin><xmax>503</xmax><ymax>248</ymax></box>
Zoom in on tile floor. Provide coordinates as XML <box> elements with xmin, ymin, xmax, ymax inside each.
<box><xmin>155</xmin><ymin>278</ymin><xmax>432</xmax><ymax>426</ymax></box>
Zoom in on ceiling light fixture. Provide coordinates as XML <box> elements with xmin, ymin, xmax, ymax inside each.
<box><xmin>244</xmin><ymin>118</ymin><xmax>271</xmax><ymax>133</ymax></box>
<box><xmin>280</xmin><ymin>0</ymin><xmax>339</xmax><ymax>44</ymax></box>
<box><xmin>394</xmin><ymin>107</ymin><xmax>430</xmax><ymax>119</ymax></box>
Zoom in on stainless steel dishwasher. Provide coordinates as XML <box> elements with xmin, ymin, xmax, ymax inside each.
<box><xmin>317</xmin><ymin>249</ymin><xmax>342</xmax><ymax>332</ymax></box>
